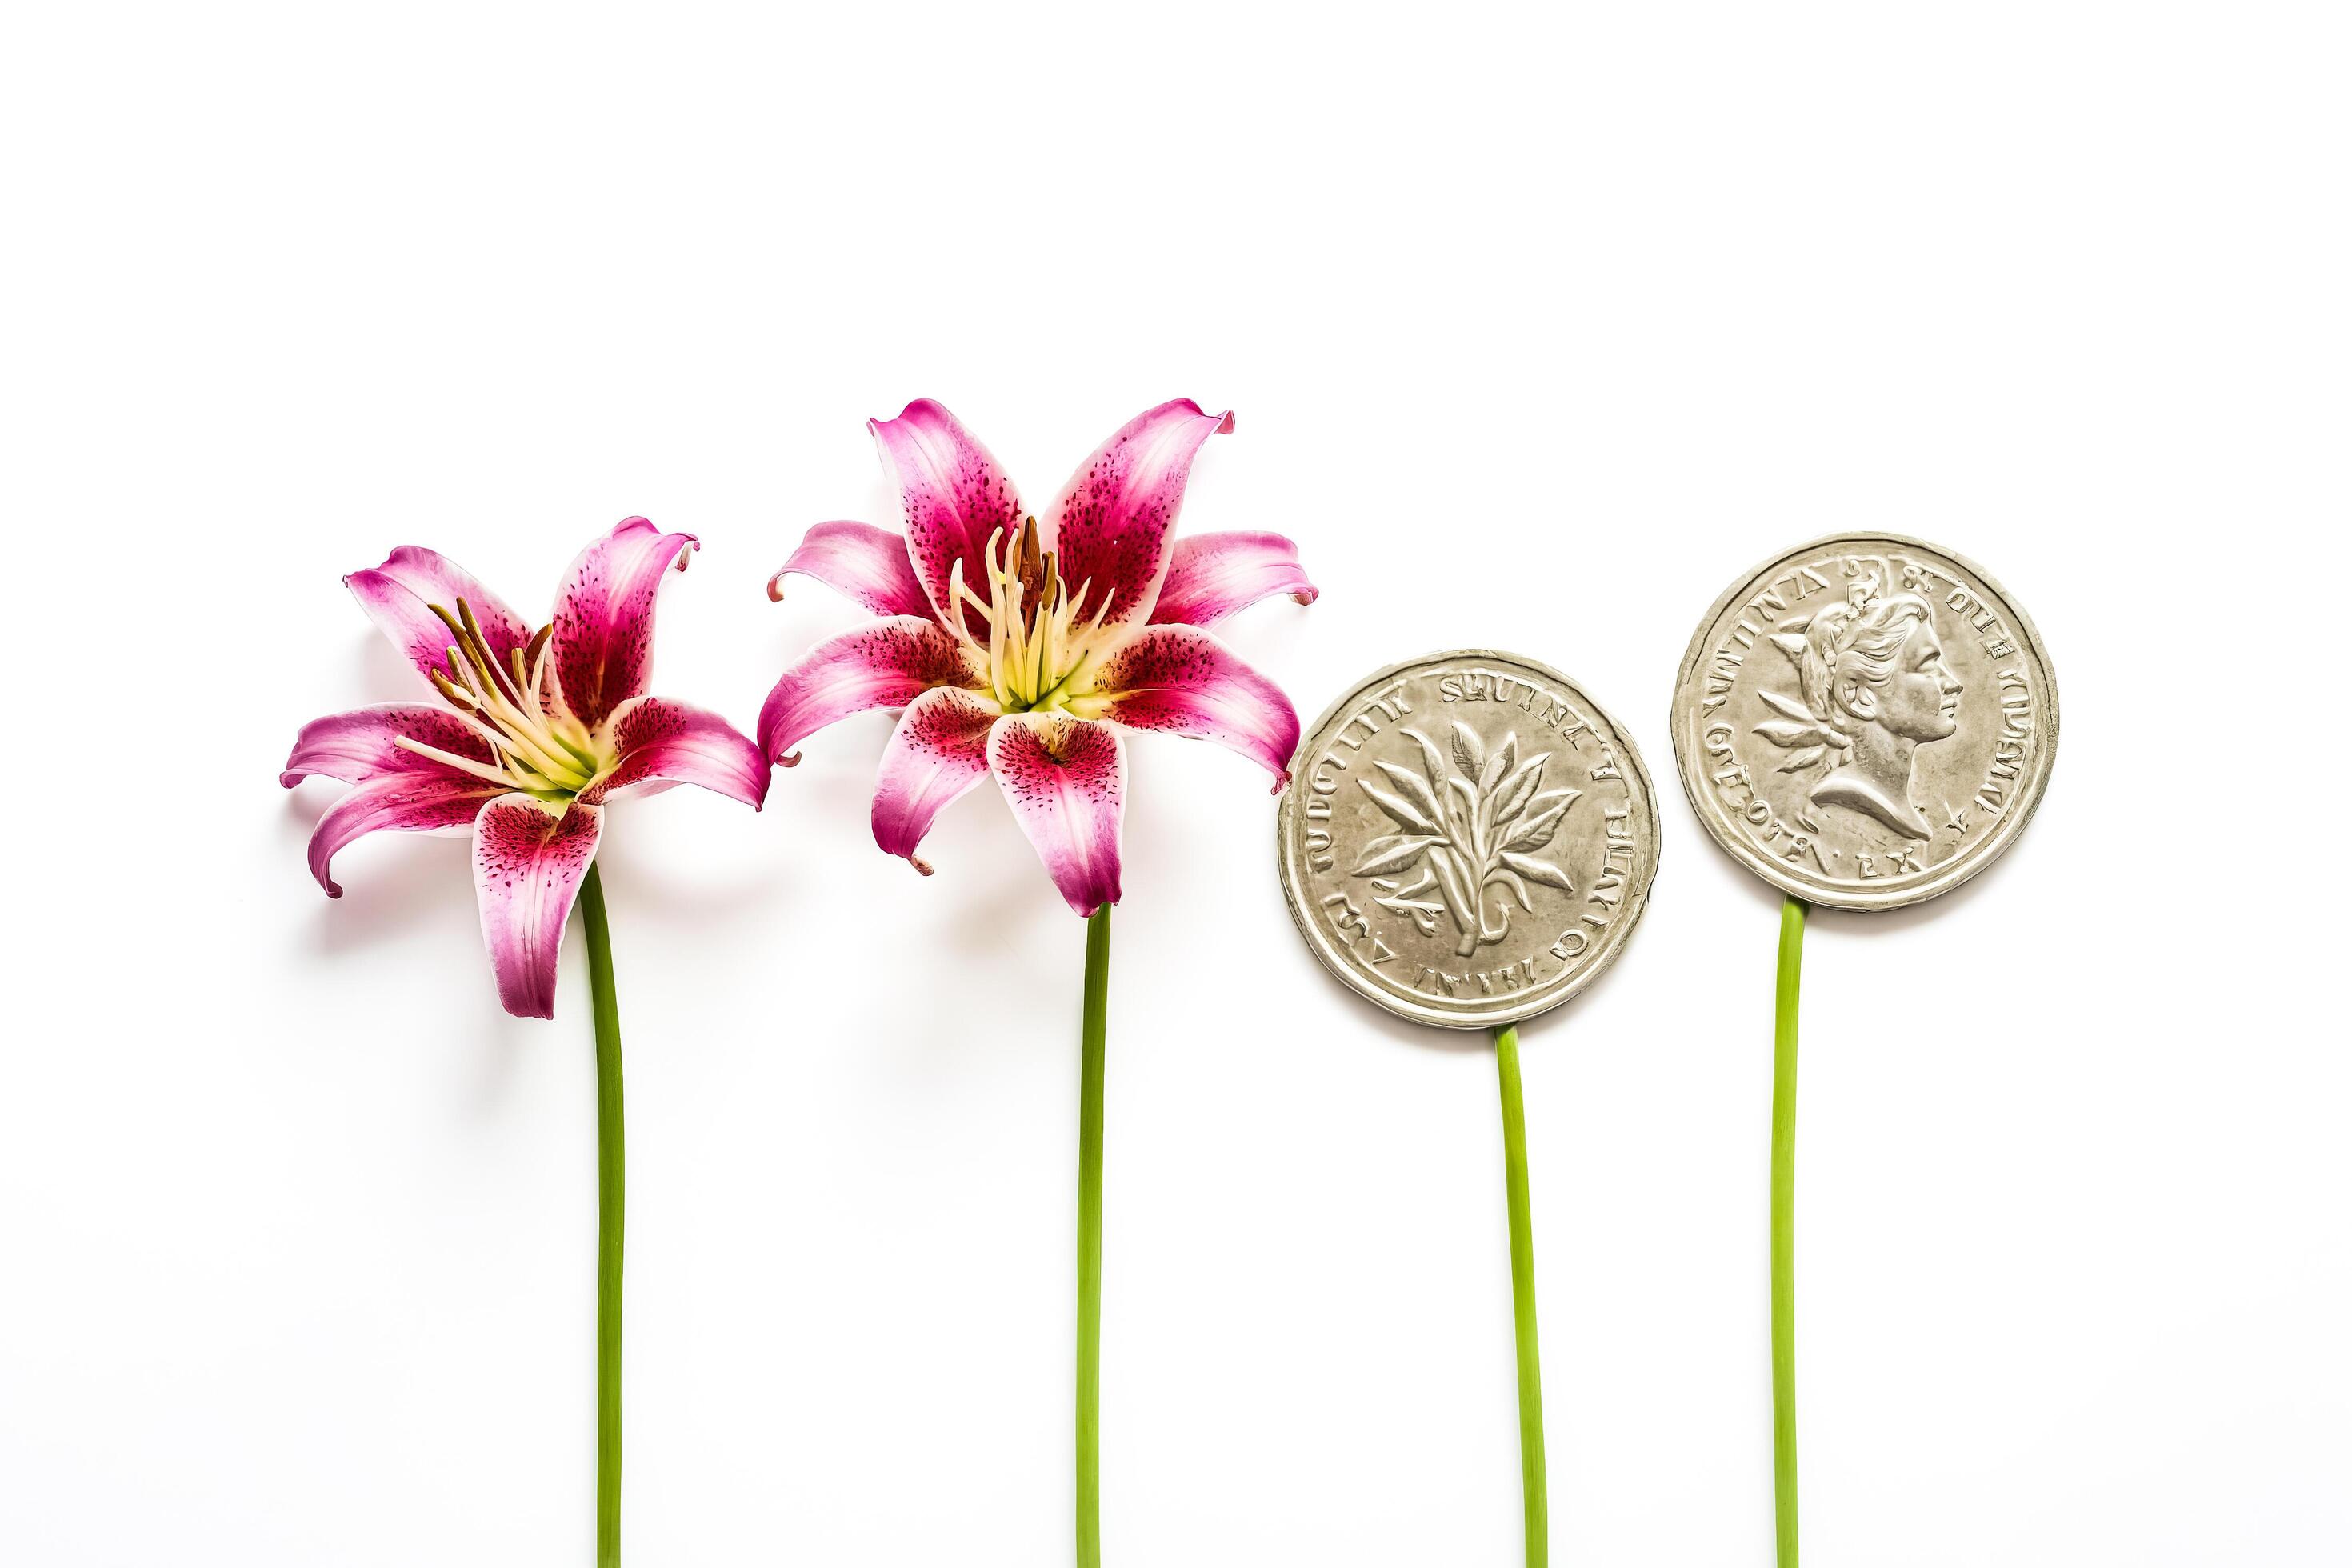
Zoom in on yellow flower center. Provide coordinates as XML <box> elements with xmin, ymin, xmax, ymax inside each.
<box><xmin>946</xmin><ymin>518</ymin><xmax>1121</xmax><ymax>713</ymax></box>
<box><xmin>392</xmin><ymin>599</ymin><xmax>607</xmax><ymax>797</ymax></box>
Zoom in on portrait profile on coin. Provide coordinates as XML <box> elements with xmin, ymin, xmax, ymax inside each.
<box><xmin>1670</xmin><ymin>534</ymin><xmax>2059</xmax><ymax>912</ymax></box>
<box><xmin>1752</xmin><ymin>564</ymin><xmax>1964</xmax><ymax>842</ymax></box>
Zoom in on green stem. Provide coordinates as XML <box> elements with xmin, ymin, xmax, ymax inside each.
<box><xmin>1495</xmin><ymin>1024</ymin><xmax>1546</xmax><ymax>1568</ymax></box>
<box><xmin>1076</xmin><ymin>905</ymin><xmax>1111</xmax><ymax>1568</ymax></box>
<box><xmin>580</xmin><ymin>864</ymin><xmax>625</xmax><ymax>1568</ymax></box>
<box><xmin>1771</xmin><ymin>897</ymin><xmax>1806</xmax><ymax>1568</ymax></box>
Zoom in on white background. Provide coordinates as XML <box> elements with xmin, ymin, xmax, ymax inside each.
<box><xmin>5</xmin><ymin>3</ymin><xmax>2347</xmax><ymax>1564</ymax></box>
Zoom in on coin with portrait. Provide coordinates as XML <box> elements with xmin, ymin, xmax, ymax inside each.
<box><xmin>1277</xmin><ymin>650</ymin><xmax>1660</xmax><ymax>1029</ymax></box>
<box><xmin>1670</xmin><ymin>533</ymin><xmax>2058</xmax><ymax>910</ymax></box>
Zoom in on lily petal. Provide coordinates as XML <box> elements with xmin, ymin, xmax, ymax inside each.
<box><xmin>870</xmin><ymin>399</ymin><xmax>1025</xmax><ymax>638</ymax></box>
<box><xmin>346</xmin><ymin>546</ymin><xmax>532</xmax><ymax>687</ymax></box>
<box><xmin>305</xmin><ymin>771</ymin><xmax>505</xmax><ymax>898</ymax></box>
<box><xmin>1149</xmin><ymin>531</ymin><xmax>1318</xmax><ymax>627</ymax></box>
<box><xmin>580</xmin><ymin>695</ymin><xmax>770</xmax><ymax>808</ymax></box>
<box><xmin>472</xmin><ymin>794</ymin><xmax>603</xmax><ymax>1020</ymax></box>
<box><xmin>766</xmin><ymin>519</ymin><xmax>931</xmax><ymax>618</ymax></box>
<box><xmin>1045</xmin><ymin>399</ymin><xmax>1233</xmax><ymax>631</ymax></box>
<box><xmin>552</xmin><ymin>517</ymin><xmax>698</xmax><ymax>731</ymax></box>
<box><xmin>281</xmin><ymin>705</ymin><xmax>498</xmax><ymax>788</ymax></box>
<box><xmin>756</xmin><ymin>616</ymin><xmax>987</xmax><ymax>766</ymax></box>
<box><xmin>870</xmin><ymin>688</ymin><xmax>1000</xmax><ymax>874</ymax></box>
<box><xmin>1075</xmin><ymin>625</ymin><xmax>1301</xmax><ymax>790</ymax></box>
<box><xmin>987</xmin><ymin>713</ymin><xmax>1125</xmax><ymax>916</ymax></box>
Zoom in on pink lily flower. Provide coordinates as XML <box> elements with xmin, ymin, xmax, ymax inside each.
<box><xmin>758</xmin><ymin>398</ymin><xmax>1316</xmax><ymax>914</ymax></box>
<box><xmin>285</xmin><ymin>518</ymin><xmax>770</xmax><ymax>1018</ymax></box>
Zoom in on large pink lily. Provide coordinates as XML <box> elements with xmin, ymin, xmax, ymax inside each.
<box><xmin>758</xmin><ymin>398</ymin><xmax>1315</xmax><ymax>914</ymax></box>
<box><xmin>285</xmin><ymin>517</ymin><xmax>768</xmax><ymax>1017</ymax></box>
<box><xmin>762</xmin><ymin>398</ymin><xmax>1314</xmax><ymax>1565</ymax></box>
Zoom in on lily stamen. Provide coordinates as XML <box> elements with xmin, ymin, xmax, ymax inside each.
<box><xmin>392</xmin><ymin>602</ymin><xmax>602</xmax><ymax>792</ymax></box>
<box><xmin>457</xmin><ymin>598</ymin><xmax>518</xmax><ymax>699</ymax></box>
<box><xmin>429</xmin><ymin>602</ymin><xmax>516</xmax><ymax>709</ymax></box>
<box><xmin>950</xmin><ymin>521</ymin><xmax>1128</xmax><ymax>714</ymax></box>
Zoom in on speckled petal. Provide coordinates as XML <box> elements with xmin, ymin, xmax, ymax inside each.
<box><xmin>1044</xmin><ymin>400</ymin><xmax>1233</xmax><ymax>630</ymax></box>
<box><xmin>986</xmin><ymin>713</ymin><xmax>1125</xmax><ymax>916</ymax></box>
<box><xmin>766</xmin><ymin>519</ymin><xmax>931</xmax><ymax>618</ymax></box>
<box><xmin>1080</xmin><ymin>626</ymin><xmax>1301</xmax><ymax>790</ymax></box>
<box><xmin>580</xmin><ymin>695</ymin><xmax>769</xmax><ymax>808</ymax></box>
<box><xmin>756</xmin><ymin>615</ymin><xmax>987</xmax><ymax>766</ymax></box>
<box><xmin>346</xmin><ymin>546</ymin><xmax>533</xmax><ymax>687</ymax></box>
<box><xmin>550</xmin><ymin>518</ymin><xmax>698</xmax><ymax>731</ymax></box>
<box><xmin>471</xmin><ymin>794</ymin><xmax>603</xmax><ymax>1020</ymax></box>
<box><xmin>304</xmin><ymin>771</ymin><xmax>506</xmax><ymax>898</ymax></box>
<box><xmin>870</xmin><ymin>689</ymin><xmax>1001</xmax><ymax>874</ymax></box>
<box><xmin>281</xmin><ymin>704</ymin><xmax>498</xmax><ymax>788</ymax></box>
<box><xmin>1148</xmin><ymin>531</ymin><xmax>1318</xmax><ymax>627</ymax></box>
<box><xmin>869</xmin><ymin>399</ymin><xmax>1026</xmax><ymax>638</ymax></box>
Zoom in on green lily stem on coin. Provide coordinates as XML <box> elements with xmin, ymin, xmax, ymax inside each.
<box><xmin>579</xmin><ymin>864</ymin><xmax>626</xmax><ymax>1568</ymax></box>
<box><xmin>1772</xmin><ymin>896</ymin><xmax>1806</xmax><ymax>1567</ymax></box>
<box><xmin>1495</xmin><ymin>1024</ymin><xmax>1546</xmax><ymax>1568</ymax></box>
<box><xmin>1077</xmin><ymin>905</ymin><xmax>1111</xmax><ymax>1568</ymax></box>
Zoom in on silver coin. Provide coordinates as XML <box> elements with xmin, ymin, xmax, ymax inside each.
<box><xmin>1670</xmin><ymin>533</ymin><xmax>2060</xmax><ymax>911</ymax></box>
<box><xmin>1276</xmin><ymin>650</ymin><xmax>1662</xmax><ymax>1030</ymax></box>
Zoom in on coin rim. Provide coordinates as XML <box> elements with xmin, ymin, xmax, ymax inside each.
<box><xmin>1668</xmin><ymin>530</ymin><xmax>2062</xmax><ymax>912</ymax></box>
<box><xmin>1276</xmin><ymin>648</ymin><xmax>1662</xmax><ymax>1030</ymax></box>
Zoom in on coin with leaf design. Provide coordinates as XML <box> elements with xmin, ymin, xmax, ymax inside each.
<box><xmin>1669</xmin><ymin>533</ymin><xmax>2059</xmax><ymax>910</ymax></box>
<box><xmin>1276</xmin><ymin>650</ymin><xmax>1661</xmax><ymax>1029</ymax></box>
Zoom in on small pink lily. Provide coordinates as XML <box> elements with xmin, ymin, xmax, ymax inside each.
<box><xmin>758</xmin><ymin>398</ymin><xmax>1315</xmax><ymax>913</ymax></box>
<box><xmin>285</xmin><ymin>517</ymin><xmax>769</xmax><ymax>1017</ymax></box>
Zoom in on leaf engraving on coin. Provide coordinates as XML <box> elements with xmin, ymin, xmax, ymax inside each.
<box><xmin>1277</xmin><ymin>651</ymin><xmax>1659</xmax><ymax>1030</ymax></box>
<box><xmin>1351</xmin><ymin>724</ymin><xmax>1582</xmax><ymax>956</ymax></box>
<box><xmin>1670</xmin><ymin>534</ymin><xmax>2059</xmax><ymax>911</ymax></box>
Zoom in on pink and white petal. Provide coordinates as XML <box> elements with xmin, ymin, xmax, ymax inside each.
<box><xmin>986</xmin><ymin>714</ymin><xmax>1126</xmax><ymax>917</ymax></box>
<box><xmin>551</xmin><ymin>518</ymin><xmax>698</xmax><ymax>732</ymax></box>
<box><xmin>756</xmin><ymin>615</ymin><xmax>988</xmax><ymax>766</ymax></box>
<box><xmin>304</xmin><ymin>771</ymin><xmax>506</xmax><ymax>898</ymax></box>
<box><xmin>766</xmin><ymin>519</ymin><xmax>931</xmax><ymax>618</ymax></box>
<box><xmin>471</xmin><ymin>795</ymin><xmax>603</xmax><ymax>1021</ymax></box>
<box><xmin>1044</xmin><ymin>400</ymin><xmax>1234</xmax><ymax>630</ymax></box>
<box><xmin>346</xmin><ymin>546</ymin><xmax>533</xmax><ymax>686</ymax></box>
<box><xmin>1077</xmin><ymin>626</ymin><xmax>1301</xmax><ymax>790</ymax></box>
<box><xmin>282</xmin><ymin>704</ymin><xmax>498</xmax><ymax>788</ymax></box>
<box><xmin>870</xmin><ymin>689</ymin><xmax>1000</xmax><ymax>874</ymax></box>
<box><xmin>1149</xmin><ymin>531</ymin><xmax>1319</xmax><ymax>626</ymax></box>
<box><xmin>869</xmin><ymin>399</ymin><xmax>1025</xmax><ymax>638</ymax></box>
<box><xmin>580</xmin><ymin>695</ymin><xmax>769</xmax><ymax>809</ymax></box>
